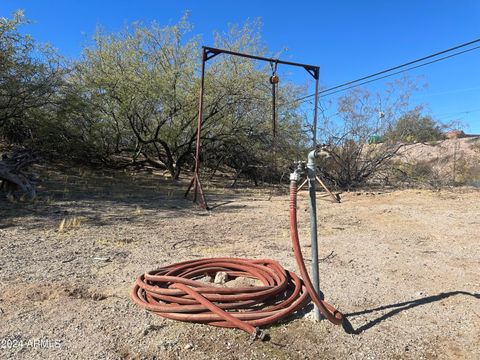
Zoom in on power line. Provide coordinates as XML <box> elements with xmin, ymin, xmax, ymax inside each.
<box><xmin>319</xmin><ymin>45</ymin><xmax>480</xmax><ymax>98</ymax></box>
<box><xmin>292</xmin><ymin>45</ymin><xmax>480</xmax><ymax>106</ymax></box>
<box><xmin>435</xmin><ymin>108</ymin><xmax>480</xmax><ymax>119</ymax></box>
<box><xmin>286</xmin><ymin>37</ymin><xmax>480</xmax><ymax>106</ymax></box>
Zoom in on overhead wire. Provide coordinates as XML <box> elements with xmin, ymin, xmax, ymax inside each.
<box><xmin>435</xmin><ymin>108</ymin><xmax>480</xmax><ymax>119</ymax></box>
<box><xmin>284</xmin><ymin>37</ymin><xmax>480</xmax><ymax>107</ymax></box>
<box><xmin>319</xmin><ymin>45</ymin><xmax>480</xmax><ymax>99</ymax></box>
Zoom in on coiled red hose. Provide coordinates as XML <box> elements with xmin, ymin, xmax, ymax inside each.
<box><xmin>131</xmin><ymin>180</ymin><xmax>343</xmax><ymax>337</ymax></box>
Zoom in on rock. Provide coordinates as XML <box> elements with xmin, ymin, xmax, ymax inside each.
<box><xmin>214</xmin><ymin>271</ymin><xmax>228</xmax><ymax>285</ymax></box>
<box><xmin>184</xmin><ymin>343</ymin><xmax>194</xmax><ymax>350</ymax></box>
<box><xmin>445</xmin><ymin>130</ymin><xmax>465</xmax><ymax>139</ymax></box>
<box><xmin>143</xmin><ymin>324</ymin><xmax>163</xmax><ymax>336</ymax></box>
<box><xmin>198</xmin><ymin>275</ymin><xmax>213</xmax><ymax>283</ymax></box>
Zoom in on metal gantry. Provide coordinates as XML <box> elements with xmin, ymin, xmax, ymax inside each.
<box><xmin>185</xmin><ymin>46</ymin><xmax>320</xmax><ymax>210</ymax></box>
<box><xmin>184</xmin><ymin>47</ymin><xmax>324</xmax><ymax>320</ymax></box>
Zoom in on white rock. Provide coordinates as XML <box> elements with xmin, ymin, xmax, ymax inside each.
<box><xmin>214</xmin><ymin>271</ymin><xmax>228</xmax><ymax>284</ymax></box>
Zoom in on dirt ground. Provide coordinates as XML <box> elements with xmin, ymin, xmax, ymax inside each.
<box><xmin>0</xmin><ymin>165</ymin><xmax>479</xmax><ymax>359</ymax></box>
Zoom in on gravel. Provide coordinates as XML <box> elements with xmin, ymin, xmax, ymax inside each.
<box><xmin>0</xmin><ymin>167</ymin><xmax>478</xmax><ymax>359</ymax></box>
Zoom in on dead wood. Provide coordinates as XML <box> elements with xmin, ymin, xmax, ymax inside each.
<box><xmin>0</xmin><ymin>150</ymin><xmax>39</xmax><ymax>201</ymax></box>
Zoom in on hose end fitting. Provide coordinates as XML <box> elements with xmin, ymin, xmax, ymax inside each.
<box><xmin>290</xmin><ymin>161</ymin><xmax>306</xmax><ymax>182</ymax></box>
<box><xmin>290</xmin><ymin>172</ymin><xmax>301</xmax><ymax>182</ymax></box>
<box><xmin>250</xmin><ymin>327</ymin><xmax>268</xmax><ymax>342</ymax></box>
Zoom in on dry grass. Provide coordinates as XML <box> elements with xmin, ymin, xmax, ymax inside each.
<box><xmin>57</xmin><ymin>216</ymin><xmax>84</xmax><ymax>232</ymax></box>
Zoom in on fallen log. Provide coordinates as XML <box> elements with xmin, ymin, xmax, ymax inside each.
<box><xmin>0</xmin><ymin>150</ymin><xmax>39</xmax><ymax>201</ymax></box>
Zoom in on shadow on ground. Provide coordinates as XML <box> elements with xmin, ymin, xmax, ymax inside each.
<box><xmin>342</xmin><ymin>290</ymin><xmax>480</xmax><ymax>334</ymax></box>
<box><xmin>0</xmin><ymin>163</ymin><xmax>257</xmax><ymax>228</ymax></box>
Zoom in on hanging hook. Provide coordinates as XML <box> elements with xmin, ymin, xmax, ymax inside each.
<box><xmin>269</xmin><ymin>60</ymin><xmax>279</xmax><ymax>84</ymax></box>
<box><xmin>269</xmin><ymin>60</ymin><xmax>279</xmax><ymax>139</ymax></box>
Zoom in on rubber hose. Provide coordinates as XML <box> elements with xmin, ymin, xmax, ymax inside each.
<box><xmin>289</xmin><ymin>180</ymin><xmax>343</xmax><ymax>325</ymax></box>
<box><xmin>131</xmin><ymin>183</ymin><xmax>343</xmax><ymax>337</ymax></box>
<box><xmin>131</xmin><ymin>258</ymin><xmax>310</xmax><ymax>337</ymax></box>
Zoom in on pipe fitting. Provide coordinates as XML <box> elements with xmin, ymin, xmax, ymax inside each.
<box><xmin>307</xmin><ymin>149</ymin><xmax>317</xmax><ymax>169</ymax></box>
<box><xmin>290</xmin><ymin>172</ymin><xmax>301</xmax><ymax>182</ymax></box>
<box><xmin>308</xmin><ymin>145</ymin><xmax>331</xmax><ymax>166</ymax></box>
<box><xmin>316</xmin><ymin>144</ymin><xmax>331</xmax><ymax>159</ymax></box>
<box><xmin>290</xmin><ymin>161</ymin><xmax>306</xmax><ymax>182</ymax></box>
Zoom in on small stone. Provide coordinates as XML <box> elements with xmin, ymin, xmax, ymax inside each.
<box><xmin>143</xmin><ymin>324</ymin><xmax>163</xmax><ymax>336</ymax></box>
<box><xmin>198</xmin><ymin>275</ymin><xmax>213</xmax><ymax>283</ymax></box>
<box><xmin>184</xmin><ymin>343</ymin><xmax>193</xmax><ymax>350</ymax></box>
<box><xmin>214</xmin><ymin>271</ymin><xmax>228</xmax><ymax>284</ymax></box>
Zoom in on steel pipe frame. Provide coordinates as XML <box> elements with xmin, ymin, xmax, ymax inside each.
<box><xmin>185</xmin><ymin>46</ymin><xmax>320</xmax><ymax>209</ymax></box>
<box><xmin>185</xmin><ymin>46</ymin><xmax>323</xmax><ymax>320</ymax></box>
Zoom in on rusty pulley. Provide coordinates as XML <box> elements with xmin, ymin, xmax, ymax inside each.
<box><xmin>269</xmin><ymin>74</ymin><xmax>279</xmax><ymax>84</ymax></box>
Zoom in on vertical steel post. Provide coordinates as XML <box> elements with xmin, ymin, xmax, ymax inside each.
<box><xmin>271</xmin><ymin>78</ymin><xmax>277</xmax><ymax>177</ymax></box>
<box><xmin>310</xmin><ymin>69</ymin><xmax>321</xmax><ymax>320</ymax></box>
<box><xmin>271</xmin><ymin>80</ymin><xmax>276</xmax><ymax>139</ymax></box>
<box><xmin>307</xmin><ymin>150</ymin><xmax>320</xmax><ymax>321</ymax></box>
<box><xmin>313</xmin><ymin>69</ymin><xmax>319</xmax><ymax>147</ymax></box>
<box><xmin>193</xmin><ymin>49</ymin><xmax>206</xmax><ymax>205</ymax></box>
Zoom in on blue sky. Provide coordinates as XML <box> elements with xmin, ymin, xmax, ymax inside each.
<box><xmin>2</xmin><ymin>0</ymin><xmax>479</xmax><ymax>133</ymax></box>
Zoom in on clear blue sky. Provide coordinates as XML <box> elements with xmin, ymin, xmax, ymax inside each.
<box><xmin>2</xmin><ymin>0</ymin><xmax>479</xmax><ymax>133</ymax></box>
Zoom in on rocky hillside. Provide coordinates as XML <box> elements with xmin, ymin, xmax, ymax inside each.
<box><xmin>394</xmin><ymin>136</ymin><xmax>480</xmax><ymax>186</ymax></box>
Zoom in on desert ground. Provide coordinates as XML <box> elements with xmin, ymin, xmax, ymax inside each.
<box><xmin>0</xmin><ymin>165</ymin><xmax>479</xmax><ymax>359</ymax></box>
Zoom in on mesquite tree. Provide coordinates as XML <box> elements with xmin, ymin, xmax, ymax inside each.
<box><xmin>0</xmin><ymin>12</ymin><xmax>308</xmax><ymax>183</ymax></box>
<box><xmin>68</xmin><ymin>18</ymin><xmax>306</xmax><ymax>179</ymax></box>
<box><xmin>0</xmin><ymin>11</ymin><xmax>64</xmax><ymax>143</ymax></box>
